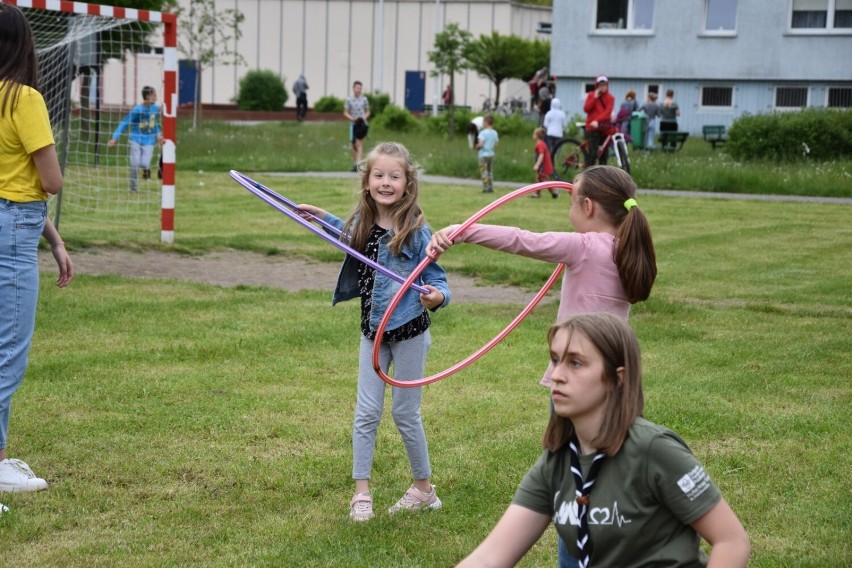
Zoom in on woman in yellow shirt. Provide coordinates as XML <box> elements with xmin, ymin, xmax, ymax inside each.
<box><xmin>0</xmin><ymin>4</ymin><xmax>74</xmax><ymax>496</ymax></box>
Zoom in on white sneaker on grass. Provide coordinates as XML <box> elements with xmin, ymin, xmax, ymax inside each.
<box><xmin>387</xmin><ymin>485</ymin><xmax>442</xmax><ymax>514</ymax></box>
<box><xmin>0</xmin><ymin>459</ymin><xmax>48</xmax><ymax>493</ymax></box>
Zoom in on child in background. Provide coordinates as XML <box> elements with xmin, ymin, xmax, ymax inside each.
<box><xmin>530</xmin><ymin>127</ymin><xmax>557</xmax><ymax>199</ymax></box>
<box><xmin>542</xmin><ymin>98</ymin><xmax>568</xmax><ymax>158</ymax></box>
<box><xmin>0</xmin><ymin>3</ymin><xmax>74</xmax><ymax>497</ymax></box>
<box><xmin>108</xmin><ymin>85</ymin><xmax>162</xmax><ymax>192</ymax></box>
<box><xmin>476</xmin><ymin>115</ymin><xmax>498</xmax><ymax>193</ymax></box>
<box><xmin>297</xmin><ymin>142</ymin><xmax>451</xmax><ymax>522</ymax></box>
<box><xmin>457</xmin><ymin>313</ymin><xmax>751</xmax><ymax>568</ymax></box>
<box><xmin>639</xmin><ymin>92</ymin><xmax>660</xmax><ymax>150</ymax></box>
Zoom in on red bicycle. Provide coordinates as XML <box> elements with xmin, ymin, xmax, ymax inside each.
<box><xmin>551</xmin><ymin>124</ymin><xmax>631</xmax><ymax>179</ymax></box>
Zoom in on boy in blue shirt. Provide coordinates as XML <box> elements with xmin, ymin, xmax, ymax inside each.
<box><xmin>108</xmin><ymin>86</ymin><xmax>162</xmax><ymax>192</ymax></box>
<box><xmin>476</xmin><ymin>115</ymin><xmax>498</xmax><ymax>193</ymax></box>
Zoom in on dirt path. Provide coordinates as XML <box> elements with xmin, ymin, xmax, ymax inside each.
<box><xmin>40</xmin><ymin>248</ymin><xmax>557</xmax><ymax>305</ymax></box>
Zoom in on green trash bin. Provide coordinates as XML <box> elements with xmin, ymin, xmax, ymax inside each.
<box><xmin>630</xmin><ymin>111</ymin><xmax>647</xmax><ymax>150</ymax></box>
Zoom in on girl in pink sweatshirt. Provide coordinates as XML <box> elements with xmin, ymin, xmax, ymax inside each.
<box><xmin>428</xmin><ymin>165</ymin><xmax>656</xmax><ymax>387</ymax></box>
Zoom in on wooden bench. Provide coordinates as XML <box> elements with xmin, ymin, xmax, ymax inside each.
<box><xmin>703</xmin><ymin>125</ymin><xmax>727</xmax><ymax>149</ymax></box>
<box><xmin>659</xmin><ymin>131</ymin><xmax>689</xmax><ymax>152</ymax></box>
<box><xmin>435</xmin><ymin>104</ymin><xmax>471</xmax><ymax>113</ymax></box>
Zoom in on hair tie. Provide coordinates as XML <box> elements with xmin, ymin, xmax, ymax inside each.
<box><xmin>624</xmin><ymin>198</ymin><xmax>638</xmax><ymax>212</ymax></box>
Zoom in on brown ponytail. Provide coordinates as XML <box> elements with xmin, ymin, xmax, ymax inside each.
<box><xmin>573</xmin><ymin>166</ymin><xmax>657</xmax><ymax>303</ymax></box>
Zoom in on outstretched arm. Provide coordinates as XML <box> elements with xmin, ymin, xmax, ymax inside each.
<box><xmin>457</xmin><ymin>505</ymin><xmax>550</xmax><ymax>568</ymax></box>
<box><xmin>428</xmin><ymin>226</ymin><xmax>459</xmax><ymax>256</ymax></box>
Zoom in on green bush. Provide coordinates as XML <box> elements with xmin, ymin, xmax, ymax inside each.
<box><xmin>422</xmin><ymin>108</ymin><xmax>477</xmax><ymax>136</ymax></box>
<box><xmin>235</xmin><ymin>70</ymin><xmax>287</xmax><ymax>111</ymax></box>
<box><xmin>726</xmin><ymin>108</ymin><xmax>852</xmax><ymax>161</ymax></box>
<box><xmin>313</xmin><ymin>96</ymin><xmax>344</xmax><ymax>113</ymax></box>
<box><xmin>371</xmin><ymin>104</ymin><xmax>421</xmax><ymax>132</ymax></box>
<box><xmin>365</xmin><ymin>91</ymin><xmax>391</xmax><ymax>117</ymax></box>
<box><xmin>491</xmin><ymin>111</ymin><xmax>537</xmax><ymax>137</ymax></box>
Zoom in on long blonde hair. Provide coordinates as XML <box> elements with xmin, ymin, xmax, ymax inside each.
<box><xmin>343</xmin><ymin>142</ymin><xmax>424</xmax><ymax>255</ymax></box>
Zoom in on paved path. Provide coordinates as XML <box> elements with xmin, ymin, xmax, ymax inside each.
<box><xmin>265</xmin><ymin>171</ymin><xmax>852</xmax><ymax>205</ymax></box>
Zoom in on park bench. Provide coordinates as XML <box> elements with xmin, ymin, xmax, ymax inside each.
<box><xmin>703</xmin><ymin>125</ymin><xmax>727</xmax><ymax>149</ymax></box>
<box><xmin>659</xmin><ymin>131</ymin><xmax>689</xmax><ymax>152</ymax></box>
<box><xmin>435</xmin><ymin>104</ymin><xmax>471</xmax><ymax>113</ymax></box>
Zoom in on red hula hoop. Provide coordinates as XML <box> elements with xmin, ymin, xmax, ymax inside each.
<box><xmin>372</xmin><ymin>180</ymin><xmax>573</xmax><ymax>388</ymax></box>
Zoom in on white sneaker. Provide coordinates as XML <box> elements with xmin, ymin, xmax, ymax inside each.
<box><xmin>0</xmin><ymin>459</ymin><xmax>49</xmax><ymax>493</ymax></box>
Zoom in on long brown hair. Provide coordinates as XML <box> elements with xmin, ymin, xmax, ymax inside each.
<box><xmin>343</xmin><ymin>142</ymin><xmax>424</xmax><ymax>255</ymax></box>
<box><xmin>542</xmin><ymin>313</ymin><xmax>644</xmax><ymax>455</ymax></box>
<box><xmin>0</xmin><ymin>4</ymin><xmax>39</xmax><ymax>116</ymax></box>
<box><xmin>573</xmin><ymin>166</ymin><xmax>657</xmax><ymax>303</ymax></box>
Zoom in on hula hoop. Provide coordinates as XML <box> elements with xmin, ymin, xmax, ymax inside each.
<box><xmin>229</xmin><ymin>170</ymin><xmax>429</xmax><ymax>295</ymax></box>
<box><xmin>373</xmin><ymin>180</ymin><xmax>573</xmax><ymax>388</ymax></box>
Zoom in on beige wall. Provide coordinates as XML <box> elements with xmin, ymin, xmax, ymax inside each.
<box><xmin>179</xmin><ymin>0</ymin><xmax>551</xmax><ymax>110</ymax></box>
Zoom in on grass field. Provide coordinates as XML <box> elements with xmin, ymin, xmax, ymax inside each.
<box><xmin>3</xmin><ymin>128</ymin><xmax>851</xmax><ymax>566</ymax></box>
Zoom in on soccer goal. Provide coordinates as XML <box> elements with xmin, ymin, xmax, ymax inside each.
<box><xmin>8</xmin><ymin>0</ymin><xmax>177</xmax><ymax>243</ymax></box>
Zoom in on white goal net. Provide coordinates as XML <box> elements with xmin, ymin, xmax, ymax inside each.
<box><xmin>9</xmin><ymin>0</ymin><xmax>177</xmax><ymax>242</ymax></box>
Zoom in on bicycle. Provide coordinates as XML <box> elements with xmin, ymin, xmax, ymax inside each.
<box><xmin>550</xmin><ymin>123</ymin><xmax>631</xmax><ymax>180</ymax></box>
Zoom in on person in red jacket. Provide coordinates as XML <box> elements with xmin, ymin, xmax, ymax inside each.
<box><xmin>583</xmin><ymin>75</ymin><xmax>615</xmax><ymax>166</ymax></box>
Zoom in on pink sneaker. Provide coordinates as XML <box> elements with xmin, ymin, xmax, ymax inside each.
<box><xmin>349</xmin><ymin>492</ymin><xmax>374</xmax><ymax>522</ymax></box>
<box><xmin>387</xmin><ymin>485</ymin><xmax>442</xmax><ymax>514</ymax></box>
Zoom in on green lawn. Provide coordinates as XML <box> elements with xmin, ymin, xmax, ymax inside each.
<box><xmin>3</xmin><ymin>156</ymin><xmax>850</xmax><ymax>565</ymax></box>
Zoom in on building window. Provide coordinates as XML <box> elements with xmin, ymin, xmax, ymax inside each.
<box><xmin>775</xmin><ymin>86</ymin><xmax>809</xmax><ymax>108</ymax></box>
<box><xmin>595</xmin><ymin>0</ymin><xmax>655</xmax><ymax>31</ymax></box>
<box><xmin>701</xmin><ymin>86</ymin><xmax>734</xmax><ymax>108</ymax></box>
<box><xmin>827</xmin><ymin>87</ymin><xmax>852</xmax><ymax>107</ymax></box>
<box><xmin>705</xmin><ymin>0</ymin><xmax>738</xmax><ymax>31</ymax></box>
<box><xmin>791</xmin><ymin>0</ymin><xmax>852</xmax><ymax>30</ymax></box>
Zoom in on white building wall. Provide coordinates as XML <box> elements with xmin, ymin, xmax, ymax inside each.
<box><xmin>176</xmin><ymin>0</ymin><xmax>551</xmax><ymax>110</ymax></box>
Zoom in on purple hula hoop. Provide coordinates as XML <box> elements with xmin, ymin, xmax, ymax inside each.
<box><xmin>229</xmin><ymin>170</ymin><xmax>429</xmax><ymax>294</ymax></box>
<box><xmin>372</xmin><ymin>179</ymin><xmax>574</xmax><ymax>388</ymax></box>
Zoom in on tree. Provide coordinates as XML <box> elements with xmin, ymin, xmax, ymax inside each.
<box><xmin>166</xmin><ymin>0</ymin><xmax>245</xmax><ymax>128</ymax></box>
<box><xmin>428</xmin><ymin>23</ymin><xmax>472</xmax><ymax>139</ymax></box>
<box><xmin>463</xmin><ymin>32</ymin><xmax>530</xmax><ymax>107</ymax></box>
<box><xmin>527</xmin><ymin>38</ymin><xmax>551</xmax><ymax>81</ymax></box>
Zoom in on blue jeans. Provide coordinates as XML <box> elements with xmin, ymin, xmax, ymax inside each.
<box><xmin>0</xmin><ymin>199</ymin><xmax>47</xmax><ymax>450</ymax></box>
<box><xmin>558</xmin><ymin>535</ymin><xmax>580</xmax><ymax>568</ymax></box>
<box><xmin>353</xmin><ymin>331</ymin><xmax>432</xmax><ymax>480</ymax></box>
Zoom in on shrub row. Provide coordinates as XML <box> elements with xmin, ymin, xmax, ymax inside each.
<box><xmin>727</xmin><ymin>108</ymin><xmax>852</xmax><ymax>161</ymax></box>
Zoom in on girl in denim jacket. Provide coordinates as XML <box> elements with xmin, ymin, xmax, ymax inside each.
<box><xmin>298</xmin><ymin>142</ymin><xmax>450</xmax><ymax>522</ymax></box>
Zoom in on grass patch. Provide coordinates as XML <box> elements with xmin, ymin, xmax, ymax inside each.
<box><xmin>6</xmin><ymin>169</ymin><xmax>851</xmax><ymax>566</ymax></box>
<box><xmin>174</xmin><ymin>119</ymin><xmax>852</xmax><ymax>197</ymax></box>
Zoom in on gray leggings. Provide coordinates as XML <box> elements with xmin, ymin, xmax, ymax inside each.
<box><xmin>353</xmin><ymin>331</ymin><xmax>432</xmax><ymax>481</ymax></box>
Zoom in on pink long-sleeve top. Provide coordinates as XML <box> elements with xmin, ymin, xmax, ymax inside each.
<box><xmin>453</xmin><ymin>224</ymin><xmax>629</xmax><ymax>385</ymax></box>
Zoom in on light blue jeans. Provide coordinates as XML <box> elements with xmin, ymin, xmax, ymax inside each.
<box><xmin>128</xmin><ymin>140</ymin><xmax>155</xmax><ymax>190</ymax></box>
<box><xmin>353</xmin><ymin>331</ymin><xmax>432</xmax><ymax>481</ymax></box>
<box><xmin>558</xmin><ymin>535</ymin><xmax>580</xmax><ymax>568</ymax></box>
<box><xmin>0</xmin><ymin>198</ymin><xmax>47</xmax><ymax>450</ymax></box>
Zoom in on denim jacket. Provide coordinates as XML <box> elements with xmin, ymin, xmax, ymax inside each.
<box><xmin>323</xmin><ymin>213</ymin><xmax>451</xmax><ymax>332</ymax></box>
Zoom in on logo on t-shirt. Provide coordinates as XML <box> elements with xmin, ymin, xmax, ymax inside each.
<box><xmin>677</xmin><ymin>465</ymin><xmax>712</xmax><ymax>501</ymax></box>
<box><xmin>553</xmin><ymin>491</ymin><xmax>632</xmax><ymax>527</ymax></box>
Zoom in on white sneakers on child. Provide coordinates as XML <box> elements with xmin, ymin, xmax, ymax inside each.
<box><xmin>387</xmin><ymin>485</ymin><xmax>442</xmax><ymax>514</ymax></box>
<box><xmin>0</xmin><ymin>458</ymin><xmax>48</xmax><ymax>493</ymax></box>
<box><xmin>349</xmin><ymin>492</ymin><xmax>374</xmax><ymax>522</ymax></box>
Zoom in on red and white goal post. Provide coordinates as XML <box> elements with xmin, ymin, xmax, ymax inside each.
<box><xmin>5</xmin><ymin>0</ymin><xmax>177</xmax><ymax>243</ymax></box>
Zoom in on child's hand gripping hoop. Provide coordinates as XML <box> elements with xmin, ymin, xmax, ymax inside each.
<box><xmin>372</xmin><ymin>180</ymin><xmax>573</xmax><ymax>388</ymax></box>
<box><xmin>229</xmin><ymin>170</ymin><xmax>429</xmax><ymax>294</ymax></box>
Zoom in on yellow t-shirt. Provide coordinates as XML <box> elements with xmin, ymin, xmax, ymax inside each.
<box><xmin>0</xmin><ymin>84</ymin><xmax>55</xmax><ymax>203</ymax></box>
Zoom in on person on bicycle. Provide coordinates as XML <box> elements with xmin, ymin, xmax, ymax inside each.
<box><xmin>583</xmin><ymin>75</ymin><xmax>615</xmax><ymax>166</ymax></box>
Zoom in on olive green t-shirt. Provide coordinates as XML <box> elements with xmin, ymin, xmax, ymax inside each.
<box><xmin>513</xmin><ymin>417</ymin><xmax>722</xmax><ymax>567</ymax></box>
